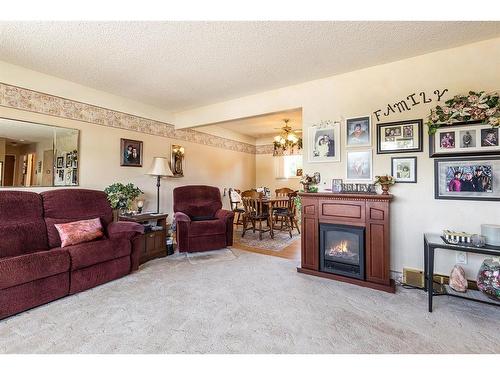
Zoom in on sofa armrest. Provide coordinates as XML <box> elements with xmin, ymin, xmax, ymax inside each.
<box><xmin>215</xmin><ymin>209</ymin><xmax>235</xmax><ymax>222</ymax></box>
<box><xmin>108</xmin><ymin>222</ymin><xmax>144</xmax><ymax>272</ymax></box>
<box><xmin>107</xmin><ymin>221</ymin><xmax>144</xmax><ymax>240</ymax></box>
<box><xmin>215</xmin><ymin>209</ymin><xmax>235</xmax><ymax>247</ymax></box>
<box><xmin>174</xmin><ymin>212</ymin><xmax>191</xmax><ymax>223</ymax></box>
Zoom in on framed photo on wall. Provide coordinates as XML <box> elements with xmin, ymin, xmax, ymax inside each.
<box><xmin>65</xmin><ymin>153</ymin><xmax>72</xmax><ymax>167</ymax></box>
<box><xmin>377</xmin><ymin>119</ymin><xmax>423</xmax><ymax>154</ymax></box>
<box><xmin>346</xmin><ymin>116</ymin><xmax>371</xmax><ymax>147</ymax></box>
<box><xmin>120</xmin><ymin>138</ymin><xmax>143</xmax><ymax>167</ymax></box>
<box><xmin>391</xmin><ymin>156</ymin><xmax>417</xmax><ymax>183</ymax></box>
<box><xmin>429</xmin><ymin>121</ymin><xmax>500</xmax><ymax>157</ymax></box>
<box><xmin>434</xmin><ymin>156</ymin><xmax>500</xmax><ymax>201</ymax></box>
<box><xmin>346</xmin><ymin>149</ymin><xmax>372</xmax><ymax>181</ymax></box>
<box><xmin>308</xmin><ymin>121</ymin><xmax>341</xmax><ymax>162</ymax></box>
<box><xmin>56</xmin><ymin>156</ymin><xmax>64</xmax><ymax>169</ymax></box>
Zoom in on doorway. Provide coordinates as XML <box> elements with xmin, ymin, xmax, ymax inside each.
<box><xmin>3</xmin><ymin>154</ymin><xmax>15</xmax><ymax>186</ymax></box>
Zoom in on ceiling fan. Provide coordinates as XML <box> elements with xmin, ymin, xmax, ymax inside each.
<box><xmin>273</xmin><ymin>119</ymin><xmax>303</xmax><ymax>156</ymax></box>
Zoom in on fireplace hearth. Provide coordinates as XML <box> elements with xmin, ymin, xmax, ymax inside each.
<box><xmin>319</xmin><ymin>223</ymin><xmax>365</xmax><ymax>280</ymax></box>
<box><xmin>297</xmin><ymin>192</ymin><xmax>395</xmax><ymax>293</ymax></box>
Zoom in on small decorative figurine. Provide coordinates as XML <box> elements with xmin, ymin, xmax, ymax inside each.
<box><xmin>300</xmin><ymin>172</ymin><xmax>321</xmax><ymax>193</ymax></box>
<box><xmin>449</xmin><ymin>265</ymin><xmax>467</xmax><ymax>292</ymax></box>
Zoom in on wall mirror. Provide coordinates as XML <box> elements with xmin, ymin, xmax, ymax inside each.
<box><xmin>0</xmin><ymin>117</ymin><xmax>79</xmax><ymax>187</ymax></box>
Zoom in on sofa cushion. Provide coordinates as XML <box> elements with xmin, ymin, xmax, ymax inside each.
<box><xmin>55</xmin><ymin>218</ymin><xmax>104</xmax><ymax>247</ymax></box>
<box><xmin>41</xmin><ymin>189</ymin><xmax>113</xmax><ymax>248</ymax></box>
<box><xmin>0</xmin><ymin>249</ymin><xmax>70</xmax><ymax>290</ymax></box>
<box><xmin>60</xmin><ymin>237</ymin><xmax>131</xmax><ymax>271</ymax></box>
<box><xmin>188</xmin><ymin>219</ymin><xmax>226</xmax><ymax>237</ymax></box>
<box><xmin>0</xmin><ymin>191</ymin><xmax>49</xmax><ymax>258</ymax></box>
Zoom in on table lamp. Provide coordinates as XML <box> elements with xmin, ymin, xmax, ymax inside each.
<box><xmin>147</xmin><ymin>157</ymin><xmax>173</xmax><ymax>213</ymax></box>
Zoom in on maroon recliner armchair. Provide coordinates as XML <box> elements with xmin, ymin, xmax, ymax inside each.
<box><xmin>0</xmin><ymin>189</ymin><xmax>143</xmax><ymax>320</ymax></box>
<box><xmin>173</xmin><ymin>185</ymin><xmax>234</xmax><ymax>252</ymax></box>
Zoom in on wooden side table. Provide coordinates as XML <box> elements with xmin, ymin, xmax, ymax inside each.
<box><xmin>119</xmin><ymin>213</ymin><xmax>169</xmax><ymax>265</ymax></box>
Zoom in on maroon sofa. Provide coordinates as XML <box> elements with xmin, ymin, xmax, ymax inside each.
<box><xmin>173</xmin><ymin>185</ymin><xmax>234</xmax><ymax>252</ymax></box>
<box><xmin>0</xmin><ymin>189</ymin><xmax>144</xmax><ymax>320</ymax></box>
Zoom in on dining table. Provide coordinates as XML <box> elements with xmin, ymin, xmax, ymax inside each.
<box><xmin>260</xmin><ymin>196</ymin><xmax>290</xmax><ymax>238</ymax></box>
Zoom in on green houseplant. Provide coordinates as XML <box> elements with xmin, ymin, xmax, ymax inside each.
<box><xmin>104</xmin><ymin>182</ymin><xmax>143</xmax><ymax>220</ymax></box>
<box><xmin>294</xmin><ymin>194</ymin><xmax>302</xmax><ymax>225</ymax></box>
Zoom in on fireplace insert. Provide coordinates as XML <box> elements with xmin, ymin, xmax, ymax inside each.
<box><xmin>319</xmin><ymin>223</ymin><xmax>365</xmax><ymax>280</ymax></box>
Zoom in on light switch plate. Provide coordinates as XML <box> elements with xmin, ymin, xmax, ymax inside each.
<box><xmin>456</xmin><ymin>251</ymin><xmax>467</xmax><ymax>265</ymax></box>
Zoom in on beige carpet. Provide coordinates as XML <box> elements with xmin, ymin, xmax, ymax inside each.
<box><xmin>186</xmin><ymin>248</ymin><xmax>238</xmax><ymax>265</ymax></box>
<box><xmin>0</xmin><ymin>248</ymin><xmax>499</xmax><ymax>354</ymax></box>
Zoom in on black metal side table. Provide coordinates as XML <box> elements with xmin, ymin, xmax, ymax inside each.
<box><xmin>423</xmin><ymin>233</ymin><xmax>500</xmax><ymax>312</ymax></box>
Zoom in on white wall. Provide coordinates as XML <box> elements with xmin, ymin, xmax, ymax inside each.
<box><xmin>175</xmin><ymin>37</ymin><xmax>500</xmax><ymax>277</ymax></box>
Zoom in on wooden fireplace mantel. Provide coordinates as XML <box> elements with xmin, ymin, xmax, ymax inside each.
<box><xmin>297</xmin><ymin>192</ymin><xmax>395</xmax><ymax>293</ymax></box>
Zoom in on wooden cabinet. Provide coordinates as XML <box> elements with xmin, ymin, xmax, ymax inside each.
<box><xmin>119</xmin><ymin>213</ymin><xmax>169</xmax><ymax>265</ymax></box>
<box><xmin>297</xmin><ymin>193</ymin><xmax>395</xmax><ymax>293</ymax></box>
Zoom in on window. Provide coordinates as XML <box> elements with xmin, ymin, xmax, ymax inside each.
<box><xmin>275</xmin><ymin>154</ymin><xmax>303</xmax><ymax>179</ymax></box>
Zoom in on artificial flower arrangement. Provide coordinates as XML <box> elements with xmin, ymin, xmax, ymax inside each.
<box><xmin>427</xmin><ymin>91</ymin><xmax>500</xmax><ymax>135</ymax></box>
<box><xmin>374</xmin><ymin>175</ymin><xmax>395</xmax><ymax>195</ymax></box>
<box><xmin>104</xmin><ymin>182</ymin><xmax>143</xmax><ymax>211</ymax></box>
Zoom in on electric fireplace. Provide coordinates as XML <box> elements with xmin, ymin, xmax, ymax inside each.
<box><xmin>319</xmin><ymin>223</ymin><xmax>365</xmax><ymax>280</ymax></box>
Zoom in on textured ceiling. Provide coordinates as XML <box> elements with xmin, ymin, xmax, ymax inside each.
<box><xmin>205</xmin><ymin>108</ymin><xmax>302</xmax><ymax>138</ymax></box>
<box><xmin>0</xmin><ymin>21</ymin><xmax>499</xmax><ymax>111</ymax></box>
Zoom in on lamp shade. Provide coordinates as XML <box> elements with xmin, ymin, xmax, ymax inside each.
<box><xmin>147</xmin><ymin>157</ymin><xmax>173</xmax><ymax>176</ymax></box>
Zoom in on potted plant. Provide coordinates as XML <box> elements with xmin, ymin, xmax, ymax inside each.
<box><xmin>104</xmin><ymin>182</ymin><xmax>143</xmax><ymax>221</ymax></box>
<box><xmin>294</xmin><ymin>195</ymin><xmax>302</xmax><ymax>225</ymax></box>
<box><xmin>374</xmin><ymin>175</ymin><xmax>395</xmax><ymax>195</ymax></box>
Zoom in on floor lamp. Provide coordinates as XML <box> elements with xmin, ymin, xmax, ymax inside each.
<box><xmin>147</xmin><ymin>157</ymin><xmax>173</xmax><ymax>213</ymax></box>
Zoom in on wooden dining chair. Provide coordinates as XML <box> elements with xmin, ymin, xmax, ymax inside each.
<box><xmin>275</xmin><ymin>187</ymin><xmax>295</xmax><ymax>197</ymax></box>
<box><xmin>272</xmin><ymin>191</ymin><xmax>300</xmax><ymax>238</ymax></box>
<box><xmin>273</xmin><ymin>187</ymin><xmax>296</xmax><ymax>229</ymax></box>
<box><xmin>241</xmin><ymin>190</ymin><xmax>271</xmax><ymax>240</ymax></box>
<box><xmin>228</xmin><ymin>188</ymin><xmax>244</xmax><ymax>227</ymax></box>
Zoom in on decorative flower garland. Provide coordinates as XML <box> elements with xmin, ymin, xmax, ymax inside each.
<box><xmin>427</xmin><ymin>91</ymin><xmax>500</xmax><ymax>135</ymax></box>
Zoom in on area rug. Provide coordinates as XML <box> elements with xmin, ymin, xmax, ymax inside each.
<box><xmin>233</xmin><ymin>228</ymin><xmax>300</xmax><ymax>251</ymax></box>
<box><xmin>185</xmin><ymin>248</ymin><xmax>237</xmax><ymax>265</ymax></box>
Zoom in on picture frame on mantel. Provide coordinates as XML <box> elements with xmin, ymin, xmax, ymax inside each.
<box><xmin>429</xmin><ymin>120</ymin><xmax>500</xmax><ymax>158</ymax></box>
<box><xmin>376</xmin><ymin>119</ymin><xmax>423</xmax><ymax>154</ymax></box>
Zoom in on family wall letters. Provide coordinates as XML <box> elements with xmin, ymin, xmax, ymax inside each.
<box><xmin>373</xmin><ymin>89</ymin><xmax>449</xmax><ymax>121</ymax></box>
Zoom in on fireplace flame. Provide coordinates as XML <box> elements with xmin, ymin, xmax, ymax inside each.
<box><xmin>329</xmin><ymin>240</ymin><xmax>351</xmax><ymax>256</ymax></box>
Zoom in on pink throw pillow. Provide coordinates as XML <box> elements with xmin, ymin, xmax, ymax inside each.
<box><xmin>54</xmin><ymin>218</ymin><xmax>104</xmax><ymax>248</ymax></box>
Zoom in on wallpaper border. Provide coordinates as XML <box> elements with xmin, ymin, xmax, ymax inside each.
<box><xmin>0</xmin><ymin>82</ymin><xmax>257</xmax><ymax>154</ymax></box>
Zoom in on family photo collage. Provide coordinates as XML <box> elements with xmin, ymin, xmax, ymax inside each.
<box><xmin>308</xmin><ymin>116</ymin><xmax>500</xmax><ymax>201</ymax></box>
